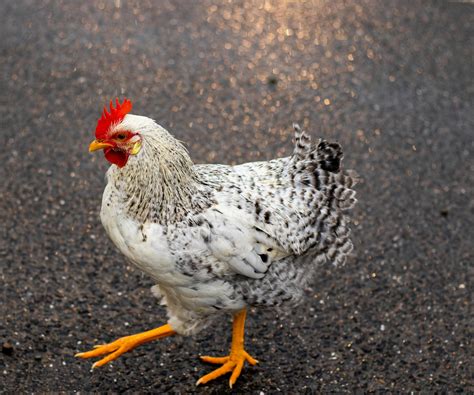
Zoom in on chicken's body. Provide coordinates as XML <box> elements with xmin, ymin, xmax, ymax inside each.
<box><xmin>77</xmin><ymin>101</ymin><xmax>357</xmax><ymax>387</ymax></box>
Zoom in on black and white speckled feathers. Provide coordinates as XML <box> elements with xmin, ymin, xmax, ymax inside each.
<box><xmin>233</xmin><ymin>125</ymin><xmax>358</xmax><ymax>307</ymax></box>
<box><xmin>100</xmin><ymin>116</ymin><xmax>357</xmax><ymax>334</ymax></box>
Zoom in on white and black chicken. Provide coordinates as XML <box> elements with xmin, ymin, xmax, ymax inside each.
<box><xmin>76</xmin><ymin>98</ymin><xmax>357</xmax><ymax>387</ymax></box>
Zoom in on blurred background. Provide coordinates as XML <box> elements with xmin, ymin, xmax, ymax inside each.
<box><xmin>1</xmin><ymin>0</ymin><xmax>472</xmax><ymax>392</ymax></box>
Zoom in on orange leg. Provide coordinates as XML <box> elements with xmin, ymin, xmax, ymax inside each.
<box><xmin>75</xmin><ymin>324</ymin><xmax>175</xmax><ymax>368</ymax></box>
<box><xmin>197</xmin><ymin>308</ymin><xmax>258</xmax><ymax>388</ymax></box>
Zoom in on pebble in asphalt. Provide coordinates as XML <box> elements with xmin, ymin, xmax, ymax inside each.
<box><xmin>1</xmin><ymin>0</ymin><xmax>472</xmax><ymax>392</ymax></box>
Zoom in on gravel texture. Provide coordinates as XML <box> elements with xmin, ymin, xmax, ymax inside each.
<box><xmin>1</xmin><ymin>0</ymin><xmax>472</xmax><ymax>393</ymax></box>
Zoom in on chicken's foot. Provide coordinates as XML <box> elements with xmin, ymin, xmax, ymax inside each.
<box><xmin>197</xmin><ymin>308</ymin><xmax>258</xmax><ymax>388</ymax></box>
<box><xmin>75</xmin><ymin>323</ymin><xmax>175</xmax><ymax>368</ymax></box>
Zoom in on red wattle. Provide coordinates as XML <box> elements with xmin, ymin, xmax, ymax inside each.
<box><xmin>104</xmin><ymin>148</ymin><xmax>129</xmax><ymax>168</ymax></box>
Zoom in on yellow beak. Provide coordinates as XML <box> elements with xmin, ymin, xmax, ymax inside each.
<box><xmin>89</xmin><ymin>139</ymin><xmax>114</xmax><ymax>152</ymax></box>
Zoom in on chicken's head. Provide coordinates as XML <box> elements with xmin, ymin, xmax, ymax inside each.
<box><xmin>89</xmin><ymin>98</ymin><xmax>142</xmax><ymax>168</ymax></box>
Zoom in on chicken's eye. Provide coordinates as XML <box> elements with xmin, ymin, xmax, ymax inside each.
<box><xmin>116</xmin><ymin>133</ymin><xmax>127</xmax><ymax>140</ymax></box>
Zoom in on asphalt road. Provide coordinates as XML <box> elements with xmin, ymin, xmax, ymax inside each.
<box><xmin>1</xmin><ymin>0</ymin><xmax>472</xmax><ymax>393</ymax></box>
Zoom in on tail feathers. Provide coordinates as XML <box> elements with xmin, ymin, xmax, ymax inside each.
<box><xmin>336</xmin><ymin>169</ymin><xmax>359</xmax><ymax>188</ymax></box>
<box><xmin>291</xmin><ymin>124</ymin><xmax>357</xmax><ymax>210</ymax></box>
<box><xmin>333</xmin><ymin>182</ymin><xmax>357</xmax><ymax>210</ymax></box>
<box><xmin>292</xmin><ymin>123</ymin><xmax>312</xmax><ymax>161</ymax></box>
<box><xmin>334</xmin><ymin>170</ymin><xmax>359</xmax><ymax>210</ymax></box>
<box><xmin>292</xmin><ymin>124</ymin><xmax>343</xmax><ymax>173</ymax></box>
<box><xmin>316</xmin><ymin>140</ymin><xmax>343</xmax><ymax>173</ymax></box>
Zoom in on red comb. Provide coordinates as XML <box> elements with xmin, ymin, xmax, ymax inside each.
<box><xmin>95</xmin><ymin>98</ymin><xmax>132</xmax><ymax>139</ymax></box>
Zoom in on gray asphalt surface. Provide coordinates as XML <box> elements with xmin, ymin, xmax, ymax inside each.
<box><xmin>1</xmin><ymin>0</ymin><xmax>473</xmax><ymax>393</ymax></box>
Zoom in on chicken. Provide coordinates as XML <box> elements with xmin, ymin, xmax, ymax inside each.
<box><xmin>76</xmin><ymin>98</ymin><xmax>357</xmax><ymax>387</ymax></box>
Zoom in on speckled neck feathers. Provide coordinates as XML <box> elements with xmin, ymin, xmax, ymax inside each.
<box><xmin>107</xmin><ymin>123</ymin><xmax>207</xmax><ymax>224</ymax></box>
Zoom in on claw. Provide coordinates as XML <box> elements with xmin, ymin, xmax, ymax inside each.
<box><xmin>197</xmin><ymin>350</ymin><xmax>257</xmax><ymax>387</ymax></box>
<box><xmin>229</xmin><ymin>359</ymin><xmax>244</xmax><ymax>388</ymax></box>
<box><xmin>200</xmin><ymin>355</ymin><xmax>230</xmax><ymax>364</ymax></box>
<box><xmin>75</xmin><ymin>324</ymin><xmax>175</xmax><ymax>368</ymax></box>
<box><xmin>197</xmin><ymin>309</ymin><xmax>257</xmax><ymax>387</ymax></box>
